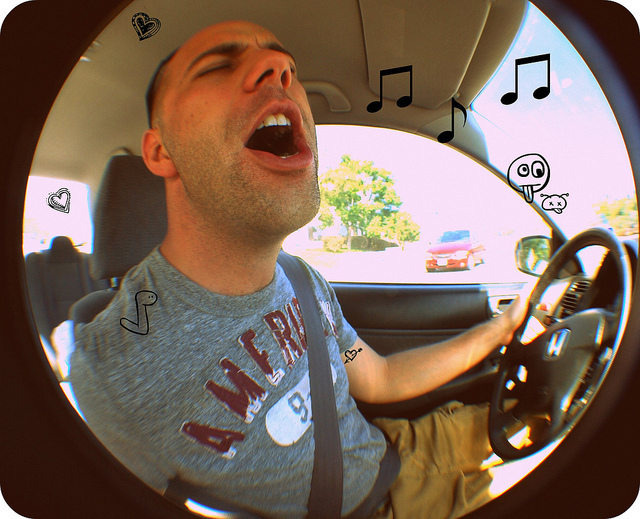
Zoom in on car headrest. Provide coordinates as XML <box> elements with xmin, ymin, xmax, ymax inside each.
<box><xmin>47</xmin><ymin>235</ymin><xmax>78</xmax><ymax>263</ymax></box>
<box><xmin>90</xmin><ymin>155</ymin><xmax>167</xmax><ymax>280</ymax></box>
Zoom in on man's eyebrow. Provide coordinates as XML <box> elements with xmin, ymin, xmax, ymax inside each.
<box><xmin>186</xmin><ymin>40</ymin><xmax>297</xmax><ymax>73</ymax></box>
<box><xmin>262</xmin><ymin>42</ymin><xmax>297</xmax><ymax>64</ymax></box>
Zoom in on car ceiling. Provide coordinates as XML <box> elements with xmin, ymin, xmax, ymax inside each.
<box><xmin>30</xmin><ymin>0</ymin><xmax>526</xmax><ymax>205</ymax></box>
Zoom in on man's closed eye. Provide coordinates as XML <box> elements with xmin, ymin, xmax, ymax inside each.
<box><xmin>195</xmin><ymin>63</ymin><xmax>231</xmax><ymax>78</ymax></box>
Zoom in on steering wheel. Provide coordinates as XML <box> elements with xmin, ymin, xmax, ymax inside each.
<box><xmin>489</xmin><ymin>228</ymin><xmax>632</xmax><ymax>460</ymax></box>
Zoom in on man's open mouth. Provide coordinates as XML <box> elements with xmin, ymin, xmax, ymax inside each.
<box><xmin>245</xmin><ymin>113</ymin><xmax>299</xmax><ymax>158</ymax></box>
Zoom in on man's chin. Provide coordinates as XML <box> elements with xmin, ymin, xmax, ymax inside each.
<box><xmin>253</xmin><ymin>198</ymin><xmax>320</xmax><ymax>246</ymax></box>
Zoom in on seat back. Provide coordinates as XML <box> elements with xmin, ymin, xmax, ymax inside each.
<box><xmin>72</xmin><ymin>155</ymin><xmax>167</xmax><ymax>324</ymax></box>
<box><xmin>25</xmin><ymin>235</ymin><xmax>108</xmax><ymax>339</ymax></box>
<box><xmin>70</xmin><ymin>290</ymin><xmax>118</xmax><ymax>325</ymax></box>
<box><xmin>90</xmin><ymin>155</ymin><xmax>167</xmax><ymax>282</ymax></box>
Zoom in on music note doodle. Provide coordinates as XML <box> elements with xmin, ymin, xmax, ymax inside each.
<box><xmin>437</xmin><ymin>98</ymin><xmax>467</xmax><ymax>144</ymax></box>
<box><xmin>367</xmin><ymin>65</ymin><xmax>413</xmax><ymax>113</ymax></box>
<box><xmin>501</xmin><ymin>53</ymin><xmax>551</xmax><ymax>105</ymax></box>
<box><xmin>120</xmin><ymin>290</ymin><xmax>158</xmax><ymax>335</ymax></box>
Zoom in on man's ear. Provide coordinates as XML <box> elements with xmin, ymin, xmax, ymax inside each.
<box><xmin>142</xmin><ymin>128</ymin><xmax>178</xmax><ymax>178</ymax></box>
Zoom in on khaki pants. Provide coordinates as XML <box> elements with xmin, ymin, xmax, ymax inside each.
<box><xmin>372</xmin><ymin>401</ymin><xmax>493</xmax><ymax>519</ymax></box>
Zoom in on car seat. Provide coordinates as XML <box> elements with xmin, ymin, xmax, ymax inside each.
<box><xmin>25</xmin><ymin>235</ymin><xmax>109</xmax><ymax>341</ymax></box>
<box><xmin>70</xmin><ymin>154</ymin><xmax>167</xmax><ymax>324</ymax></box>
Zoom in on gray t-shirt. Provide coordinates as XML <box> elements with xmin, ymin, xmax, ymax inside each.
<box><xmin>70</xmin><ymin>248</ymin><xmax>387</xmax><ymax>517</ymax></box>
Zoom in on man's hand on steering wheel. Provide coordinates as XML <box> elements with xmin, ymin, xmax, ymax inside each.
<box><xmin>495</xmin><ymin>294</ymin><xmax>530</xmax><ymax>346</ymax></box>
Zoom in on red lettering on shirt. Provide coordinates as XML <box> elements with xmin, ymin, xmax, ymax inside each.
<box><xmin>238</xmin><ymin>329</ymin><xmax>274</xmax><ymax>376</ymax></box>
<box><xmin>238</xmin><ymin>329</ymin><xmax>284</xmax><ymax>386</ymax></box>
<box><xmin>263</xmin><ymin>310</ymin><xmax>304</xmax><ymax>368</ymax></box>
<box><xmin>181</xmin><ymin>422</ymin><xmax>244</xmax><ymax>459</ymax></box>
<box><xmin>287</xmin><ymin>299</ymin><xmax>307</xmax><ymax>350</ymax></box>
<box><xmin>205</xmin><ymin>358</ymin><xmax>267</xmax><ymax>423</ymax></box>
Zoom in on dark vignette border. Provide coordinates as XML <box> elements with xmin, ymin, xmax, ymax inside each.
<box><xmin>0</xmin><ymin>1</ymin><xmax>638</xmax><ymax>518</ymax></box>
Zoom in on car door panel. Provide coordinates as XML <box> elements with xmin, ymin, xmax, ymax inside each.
<box><xmin>332</xmin><ymin>283</ymin><xmax>490</xmax><ymax>331</ymax></box>
<box><xmin>332</xmin><ymin>281</ymin><xmax>528</xmax><ymax>419</ymax></box>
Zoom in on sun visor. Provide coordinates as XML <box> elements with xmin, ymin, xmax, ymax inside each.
<box><xmin>359</xmin><ymin>0</ymin><xmax>526</xmax><ymax>110</ymax></box>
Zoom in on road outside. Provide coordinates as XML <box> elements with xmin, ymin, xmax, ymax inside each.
<box><xmin>286</xmin><ymin>235</ymin><xmax>535</xmax><ymax>285</ymax></box>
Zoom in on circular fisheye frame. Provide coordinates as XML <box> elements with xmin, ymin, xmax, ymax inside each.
<box><xmin>1</xmin><ymin>1</ymin><xmax>640</xmax><ymax>519</ymax></box>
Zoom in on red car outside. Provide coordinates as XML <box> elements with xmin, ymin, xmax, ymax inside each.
<box><xmin>425</xmin><ymin>230</ymin><xmax>485</xmax><ymax>272</ymax></box>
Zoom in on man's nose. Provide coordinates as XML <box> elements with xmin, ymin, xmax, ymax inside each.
<box><xmin>243</xmin><ymin>50</ymin><xmax>293</xmax><ymax>92</ymax></box>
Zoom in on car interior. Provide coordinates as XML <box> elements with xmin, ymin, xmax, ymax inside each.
<box><xmin>3</xmin><ymin>0</ymin><xmax>640</xmax><ymax>518</ymax></box>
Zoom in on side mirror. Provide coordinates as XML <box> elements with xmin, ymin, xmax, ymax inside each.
<box><xmin>515</xmin><ymin>235</ymin><xmax>551</xmax><ymax>276</ymax></box>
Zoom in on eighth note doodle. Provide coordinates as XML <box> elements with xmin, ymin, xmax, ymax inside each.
<box><xmin>120</xmin><ymin>290</ymin><xmax>158</xmax><ymax>335</ymax></box>
<box><xmin>501</xmin><ymin>53</ymin><xmax>551</xmax><ymax>105</ymax></box>
<box><xmin>367</xmin><ymin>65</ymin><xmax>413</xmax><ymax>113</ymax></box>
<box><xmin>437</xmin><ymin>98</ymin><xmax>467</xmax><ymax>144</ymax></box>
<box><xmin>344</xmin><ymin>347</ymin><xmax>363</xmax><ymax>364</ymax></box>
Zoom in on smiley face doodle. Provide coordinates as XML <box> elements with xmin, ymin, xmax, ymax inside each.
<box><xmin>540</xmin><ymin>193</ymin><xmax>569</xmax><ymax>214</ymax></box>
<box><xmin>507</xmin><ymin>153</ymin><xmax>550</xmax><ymax>203</ymax></box>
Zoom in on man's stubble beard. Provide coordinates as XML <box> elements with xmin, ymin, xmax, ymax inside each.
<box><xmin>176</xmin><ymin>135</ymin><xmax>321</xmax><ymax>247</ymax></box>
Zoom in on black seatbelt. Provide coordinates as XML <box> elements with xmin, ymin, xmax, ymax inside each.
<box><xmin>277</xmin><ymin>251</ymin><xmax>344</xmax><ymax>518</ymax></box>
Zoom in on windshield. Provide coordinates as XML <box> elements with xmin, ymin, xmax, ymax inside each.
<box><xmin>438</xmin><ymin>231</ymin><xmax>470</xmax><ymax>243</ymax></box>
<box><xmin>472</xmin><ymin>4</ymin><xmax>637</xmax><ymax>240</ymax></box>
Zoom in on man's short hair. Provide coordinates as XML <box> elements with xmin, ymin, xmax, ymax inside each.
<box><xmin>145</xmin><ymin>49</ymin><xmax>178</xmax><ymax>128</ymax></box>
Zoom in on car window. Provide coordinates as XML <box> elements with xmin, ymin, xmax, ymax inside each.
<box><xmin>283</xmin><ymin>124</ymin><xmax>550</xmax><ymax>284</ymax></box>
<box><xmin>472</xmin><ymin>4</ymin><xmax>637</xmax><ymax>241</ymax></box>
<box><xmin>438</xmin><ymin>231</ymin><xmax>470</xmax><ymax>243</ymax></box>
<box><xmin>23</xmin><ymin>176</ymin><xmax>93</xmax><ymax>255</ymax></box>
<box><xmin>285</xmin><ymin>3</ymin><xmax>637</xmax><ymax>284</ymax></box>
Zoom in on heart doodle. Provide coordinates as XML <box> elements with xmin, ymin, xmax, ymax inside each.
<box><xmin>344</xmin><ymin>347</ymin><xmax>363</xmax><ymax>364</ymax></box>
<box><xmin>47</xmin><ymin>188</ymin><xmax>71</xmax><ymax>213</ymax></box>
<box><xmin>132</xmin><ymin>12</ymin><xmax>161</xmax><ymax>41</ymax></box>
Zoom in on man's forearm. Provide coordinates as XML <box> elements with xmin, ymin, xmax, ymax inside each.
<box><xmin>376</xmin><ymin>317</ymin><xmax>508</xmax><ymax>404</ymax></box>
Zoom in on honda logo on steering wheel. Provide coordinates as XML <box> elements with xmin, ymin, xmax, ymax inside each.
<box><xmin>545</xmin><ymin>329</ymin><xmax>571</xmax><ymax>360</ymax></box>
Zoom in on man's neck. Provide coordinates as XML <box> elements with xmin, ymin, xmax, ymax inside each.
<box><xmin>159</xmin><ymin>223</ymin><xmax>283</xmax><ymax>297</ymax></box>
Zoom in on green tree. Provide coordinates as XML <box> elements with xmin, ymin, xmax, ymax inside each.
<box><xmin>319</xmin><ymin>155</ymin><xmax>415</xmax><ymax>249</ymax></box>
<box><xmin>593</xmin><ymin>196</ymin><xmax>638</xmax><ymax>236</ymax></box>
<box><xmin>367</xmin><ymin>212</ymin><xmax>420</xmax><ymax>250</ymax></box>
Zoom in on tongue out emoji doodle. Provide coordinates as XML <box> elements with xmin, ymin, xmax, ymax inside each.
<box><xmin>507</xmin><ymin>153</ymin><xmax>550</xmax><ymax>203</ymax></box>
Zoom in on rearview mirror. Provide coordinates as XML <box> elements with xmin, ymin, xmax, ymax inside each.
<box><xmin>515</xmin><ymin>235</ymin><xmax>551</xmax><ymax>276</ymax></box>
